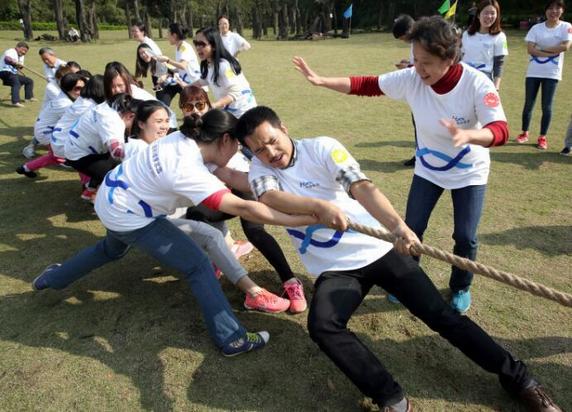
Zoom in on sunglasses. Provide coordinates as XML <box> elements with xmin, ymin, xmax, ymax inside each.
<box><xmin>193</xmin><ymin>40</ymin><xmax>208</xmax><ymax>48</ymax></box>
<box><xmin>181</xmin><ymin>101</ymin><xmax>208</xmax><ymax>111</ymax></box>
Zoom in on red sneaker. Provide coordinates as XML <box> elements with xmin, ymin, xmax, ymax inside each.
<box><xmin>244</xmin><ymin>289</ymin><xmax>290</xmax><ymax>313</ymax></box>
<box><xmin>516</xmin><ymin>131</ymin><xmax>529</xmax><ymax>143</ymax></box>
<box><xmin>536</xmin><ymin>135</ymin><xmax>548</xmax><ymax>150</ymax></box>
<box><xmin>283</xmin><ymin>277</ymin><xmax>307</xmax><ymax>313</ymax></box>
<box><xmin>80</xmin><ymin>188</ymin><xmax>97</xmax><ymax>203</ymax></box>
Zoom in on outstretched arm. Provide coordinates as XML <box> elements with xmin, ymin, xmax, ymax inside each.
<box><xmin>292</xmin><ymin>56</ymin><xmax>351</xmax><ymax>94</ymax></box>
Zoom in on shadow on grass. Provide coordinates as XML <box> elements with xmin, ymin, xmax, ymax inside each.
<box><xmin>480</xmin><ymin>225</ymin><xmax>572</xmax><ymax>256</ymax></box>
<box><xmin>354</xmin><ymin>140</ymin><xmax>415</xmax><ymax>149</ymax></box>
<box><xmin>357</xmin><ymin>158</ymin><xmax>412</xmax><ymax>174</ymax></box>
<box><xmin>491</xmin><ymin>148</ymin><xmax>571</xmax><ymax>169</ymax></box>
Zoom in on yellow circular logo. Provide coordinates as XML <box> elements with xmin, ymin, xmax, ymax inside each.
<box><xmin>331</xmin><ymin>148</ymin><xmax>349</xmax><ymax>164</ymax></box>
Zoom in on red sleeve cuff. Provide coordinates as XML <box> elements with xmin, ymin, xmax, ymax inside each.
<box><xmin>201</xmin><ymin>188</ymin><xmax>231</xmax><ymax>210</ymax></box>
<box><xmin>484</xmin><ymin>120</ymin><xmax>509</xmax><ymax>147</ymax></box>
<box><xmin>349</xmin><ymin>76</ymin><xmax>384</xmax><ymax>96</ymax></box>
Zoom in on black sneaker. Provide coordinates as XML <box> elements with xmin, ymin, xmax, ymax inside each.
<box><xmin>403</xmin><ymin>156</ymin><xmax>416</xmax><ymax>167</ymax></box>
<box><xmin>559</xmin><ymin>147</ymin><xmax>571</xmax><ymax>156</ymax></box>
<box><xmin>222</xmin><ymin>331</ymin><xmax>269</xmax><ymax>357</ymax></box>
<box><xmin>16</xmin><ymin>166</ymin><xmax>37</xmax><ymax>178</ymax></box>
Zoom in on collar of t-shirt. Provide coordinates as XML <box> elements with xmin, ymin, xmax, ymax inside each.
<box><xmin>431</xmin><ymin>63</ymin><xmax>463</xmax><ymax>95</ymax></box>
<box><xmin>283</xmin><ymin>138</ymin><xmax>298</xmax><ymax>169</ymax></box>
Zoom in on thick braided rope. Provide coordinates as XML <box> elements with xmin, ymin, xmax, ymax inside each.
<box><xmin>348</xmin><ymin>221</ymin><xmax>572</xmax><ymax>308</ymax></box>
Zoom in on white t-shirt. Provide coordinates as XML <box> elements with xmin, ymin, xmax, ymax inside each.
<box><xmin>33</xmin><ymin>92</ymin><xmax>73</xmax><ymax>145</ymax></box>
<box><xmin>123</xmin><ymin>136</ymin><xmax>148</xmax><ymax>159</ymax></box>
<box><xmin>196</xmin><ymin>59</ymin><xmax>256</xmax><ymax>118</ymax></box>
<box><xmin>175</xmin><ymin>41</ymin><xmax>201</xmax><ymax>84</ymax></box>
<box><xmin>65</xmin><ymin>101</ymin><xmax>125</xmax><ymax>161</ymax></box>
<box><xmin>249</xmin><ymin>137</ymin><xmax>393</xmax><ymax>276</ymax></box>
<box><xmin>43</xmin><ymin>58</ymin><xmax>66</xmax><ymax>82</ymax></box>
<box><xmin>378</xmin><ymin>64</ymin><xmax>505</xmax><ymax>189</ymax></box>
<box><xmin>142</xmin><ymin>36</ymin><xmax>162</xmax><ymax>57</ymax></box>
<box><xmin>0</xmin><ymin>48</ymin><xmax>23</xmax><ymax>74</ymax></box>
<box><xmin>221</xmin><ymin>32</ymin><xmax>251</xmax><ymax>57</ymax></box>
<box><xmin>51</xmin><ymin>97</ymin><xmax>95</xmax><ymax>158</ymax></box>
<box><xmin>461</xmin><ymin>31</ymin><xmax>508</xmax><ymax>74</ymax></box>
<box><xmin>525</xmin><ymin>21</ymin><xmax>572</xmax><ymax>80</ymax></box>
<box><xmin>94</xmin><ymin>131</ymin><xmax>227</xmax><ymax>232</ymax></box>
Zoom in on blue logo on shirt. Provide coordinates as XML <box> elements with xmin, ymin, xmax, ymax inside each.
<box><xmin>299</xmin><ymin>181</ymin><xmax>320</xmax><ymax>189</ymax></box>
<box><xmin>287</xmin><ymin>224</ymin><xmax>345</xmax><ymax>254</ymax></box>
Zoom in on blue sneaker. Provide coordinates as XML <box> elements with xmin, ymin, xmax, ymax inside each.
<box><xmin>222</xmin><ymin>331</ymin><xmax>269</xmax><ymax>357</ymax></box>
<box><xmin>387</xmin><ymin>294</ymin><xmax>400</xmax><ymax>304</ymax></box>
<box><xmin>450</xmin><ymin>288</ymin><xmax>471</xmax><ymax>314</ymax></box>
<box><xmin>32</xmin><ymin>263</ymin><xmax>61</xmax><ymax>291</ymax></box>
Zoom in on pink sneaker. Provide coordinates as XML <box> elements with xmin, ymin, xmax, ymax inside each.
<box><xmin>80</xmin><ymin>188</ymin><xmax>97</xmax><ymax>203</ymax></box>
<box><xmin>231</xmin><ymin>240</ymin><xmax>254</xmax><ymax>259</ymax></box>
<box><xmin>516</xmin><ymin>131</ymin><xmax>529</xmax><ymax>143</ymax></box>
<box><xmin>536</xmin><ymin>135</ymin><xmax>548</xmax><ymax>150</ymax></box>
<box><xmin>244</xmin><ymin>289</ymin><xmax>290</xmax><ymax>313</ymax></box>
<box><xmin>283</xmin><ymin>277</ymin><xmax>307</xmax><ymax>313</ymax></box>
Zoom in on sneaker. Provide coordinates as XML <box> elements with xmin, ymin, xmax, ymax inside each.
<box><xmin>536</xmin><ymin>136</ymin><xmax>548</xmax><ymax>150</ymax></box>
<box><xmin>518</xmin><ymin>383</ymin><xmax>562</xmax><ymax>412</ymax></box>
<box><xmin>516</xmin><ymin>131</ymin><xmax>529</xmax><ymax>143</ymax></box>
<box><xmin>212</xmin><ymin>263</ymin><xmax>223</xmax><ymax>280</ymax></box>
<box><xmin>222</xmin><ymin>331</ymin><xmax>269</xmax><ymax>357</ymax></box>
<box><xmin>403</xmin><ymin>156</ymin><xmax>416</xmax><ymax>167</ymax></box>
<box><xmin>560</xmin><ymin>147</ymin><xmax>571</xmax><ymax>156</ymax></box>
<box><xmin>387</xmin><ymin>294</ymin><xmax>401</xmax><ymax>304</ymax></box>
<box><xmin>16</xmin><ymin>165</ymin><xmax>37</xmax><ymax>178</ymax></box>
<box><xmin>32</xmin><ymin>263</ymin><xmax>61</xmax><ymax>291</ymax></box>
<box><xmin>450</xmin><ymin>288</ymin><xmax>471</xmax><ymax>314</ymax></box>
<box><xmin>382</xmin><ymin>398</ymin><xmax>412</xmax><ymax>412</ymax></box>
<box><xmin>22</xmin><ymin>143</ymin><xmax>36</xmax><ymax>159</ymax></box>
<box><xmin>244</xmin><ymin>289</ymin><xmax>290</xmax><ymax>313</ymax></box>
<box><xmin>231</xmin><ymin>240</ymin><xmax>254</xmax><ymax>259</ymax></box>
<box><xmin>26</xmin><ymin>98</ymin><xmax>38</xmax><ymax>102</ymax></box>
<box><xmin>12</xmin><ymin>102</ymin><xmax>25</xmax><ymax>108</ymax></box>
<box><xmin>81</xmin><ymin>188</ymin><xmax>97</xmax><ymax>203</ymax></box>
<box><xmin>283</xmin><ymin>277</ymin><xmax>307</xmax><ymax>313</ymax></box>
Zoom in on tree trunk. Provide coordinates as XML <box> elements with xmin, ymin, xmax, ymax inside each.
<box><xmin>158</xmin><ymin>18</ymin><xmax>163</xmax><ymax>38</ymax></box>
<box><xmin>234</xmin><ymin>5</ymin><xmax>243</xmax><ymax>35</ymax></box>
<box><xmin>125</xmin><ymin>1</ymin><xmax>132</xmax><ymax>38</ymax></box>
<box><xmin>75</xmin><ymin>0</ymin><xmax>91</xmax><ymax>42</ymax></box>
<box><xmin>53</xmin><ymin>0</ymin><xmax>66</xmax><ymax>40</ymax></box>
<box><xmin>252</xmin><ymin>3</ymin><xmax>262</xmax><ymax>39</ymax></box>
<box><xmin>272</xmin><ymin>0</ymin><xmax>279</xmax><ymax>36</ymax></box>
<box><xmin>185</xmin><ymin>1</ymin><xmax>193</xmax><ymax>37</ymax></box>
<box><xmin>294</xmin><ymin>0</ymin><xmax>302</xmax><ymax>35</ymax></box>
<box><xmin>17</xmin><ymin>0</ymin><xmax>33</xmax><ymax>40</ymax></box>
<box><xmin>89</xmin><ymin>0</ymin><xmax>99</xmax><ymax>40</ymax></box>
<box><xmin>133</xmin><ymin>0</ymin><xmax>142</xmax><ymax>22</ymax></box>
<box><xmin>288</xmin><ymin>2</ymin><xmax>295</xmax><ymax>35</ymax></box>
<box><xmin>144</xmin><ymin>11</ymin><xmax>152</xmax><ymax>38</ymax></box>
<box><xmin>169</xmin><ymin>0</ymin><xmax>177</xmax><ymax>23</ymax></box>
<box><xmin>332</xmin><ymin>4</ymin><xmax>337</xmax><ymax>35</ymax></box>
<box><xmin>377</xmin><ymin>0</ymin><xmax>383</xmax><ymax>31</ymax></box>
<box><xmin>278</xmin><ymin>2</ymin><xmax>288</xmax><ymax>40</ymax></box>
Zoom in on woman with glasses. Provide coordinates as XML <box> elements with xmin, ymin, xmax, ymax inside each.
<box><xmin>16</xmin><ymin>72</ymin><xmax>87</xmax><ymax>179</ymax></box>
<box><xmin>461</xmin><ymin>0</ymin><xmax>508</xmax><ymax>90</ymax></box>
<box><xmin>179</xmin><ymin>86</ymin><xmax>308</xmax><ymax>313</ymax></box>
<box><xmin>190</xmin><ymin>27</ymin><xmax>256</xmax><ymax>118</ymax></box>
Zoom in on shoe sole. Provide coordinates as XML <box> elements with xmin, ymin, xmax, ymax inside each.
<box><xmin>288</xmin><ymin>304</ymin><xmax>308</xmax><ymax>314</ymax></box>
<box><xmin>243</xmin><ymin>303</ymin><xmax>289</xmax><ymax>313</ymax></box>
<box><xmin>452</xmin><ymin>302</ymin><xmax>471</xmax><ymax>314</ymax></box>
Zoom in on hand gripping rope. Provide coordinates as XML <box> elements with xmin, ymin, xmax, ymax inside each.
<box><xmin>347</xmin><ymin>221</ymin><xmax>572</xmax><ymax>308</ymax></box>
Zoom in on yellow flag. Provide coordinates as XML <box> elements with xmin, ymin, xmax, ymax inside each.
<box><xmin>444</xmin><ymin>0</ymin><xmax>457</xmax><ymax>19</ymax></box>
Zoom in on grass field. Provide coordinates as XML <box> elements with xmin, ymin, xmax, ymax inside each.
<box><xmin>0</xmin><ymin>29</ymin><xmax>570</xmax><ymax>411</ymax></box>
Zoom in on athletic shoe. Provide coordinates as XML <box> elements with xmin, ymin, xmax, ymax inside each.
<box><xmin>559</xmin><ymin>147</ymin><xmax>571</xmax><ymax>156</ymax></box>
<box><xmin>16</xmin><ymin>165</ymin><xmax>37</xmax><ymax>178</ymax></box>
<box><xmin>283</xmin><ymin>277</ymin><xmax>307</xmax><ymax>313</ymax></box>
<box><xmin>516</xmin><ymin>132</ymin><xmax>529</xmax><ymax>143</ymax></box>
<box><xmin>536</xmin><ymin>136</ymin><xmax>548</xmax><ymax>150</ymax></box>
<box><xmin>26</xmin><ymin>98</ymin><xmax>38</xmax><ymax>102</ymax></box>
<box><xmin>450</xmin><ymin>288</ymin><xmax>471</xmax><ymax>314</ymax></box>
<box><xmin>12</xmin><ymin>102</ymin><xmax>25</xmax><ymax>108</ymax></box>
<box><xmin>382</xmin><ymin>398</ymin><xmax>412</xmax><ymax>412</ymax></box>
<box><xmin>22</xmin><ymin>143</ymin><xmax>36</xmax><ymax>159</ymax></box>
<box><xmin>387</xmin><ymin>294</ymin><xmax>401</xmax><ymax>304</ymax></box>
<box><xmin>231</xmin><ymin>240</ymin><xmax>254</xmax><ymax>259</ymax></box>
<box><xmin>403</xmin><ymin>156</ymin><xmax>416</xmax><ymax>167</ymax></box>
<box><xmin>222</xmin><ymin>331</ymin><xmax>269</xmax><ymax>357</ymax></box>
<box><xmin>32</xmin><ymin>263</ymin><xmax>61</xmax><ymax>291</ymax></box>
<box><xmin>81</xmin><ymin>188</ymin><xmax>97</xmax><ymax>203</ymax></box>
<box><xmin>244</xmin><ymin>288</ymin><xmax>290</xmax><ymax>313</ymax></box>
<box><xmin>518</xmin><ymin>382</ymin><xmax>562</xmax><ymax>412</ymax></box>
<box><xmin>212</xmin><ymin>263</ymin><xmax>223</xmax><ymax>280</ymax></box>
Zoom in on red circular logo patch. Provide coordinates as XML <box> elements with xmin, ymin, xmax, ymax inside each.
<box><xmin>483</xmin><ymin>92</ymin><xmax>500</xmax><ymax>108</ymax></box>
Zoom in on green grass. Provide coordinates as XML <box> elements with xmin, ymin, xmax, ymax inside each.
<box><xmin>0</xmin><ymin>29</ymin><xmax>570</xmax><ymax>411</ymax></box>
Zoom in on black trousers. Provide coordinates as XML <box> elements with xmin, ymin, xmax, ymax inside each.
<box><xmin>0</xmin><ymin>71</ymin><xmax>33</xmax><ymax>103</ymax></box>
<box><xmin>308</xmin><ymin>249</ymin><xmax>531</xmax><ymax>407</ymax></box>
<box><xmin>67</xmin><ymin>153</ymin><xmax>119</xmax><ymax>189</ymax></box>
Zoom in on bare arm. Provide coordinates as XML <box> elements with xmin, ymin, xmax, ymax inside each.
<box><xmin>527</xmin><ymin>42</ymin><xmax>560</xmax><ymax>57</ymax></box>
<box><xmin>213</xmin><ymin>167</ymin><xmax>251</xmax><ymax>193</ymax></box>
<box><xmin>541</xmin><ymin>40</ymin><xmax>572</xmax><ymax>54</ymax></box>
<box><xmin>292</xmin><ymin>56</ymin><xmax>351</xmax><ymax>94</ymax></box>
<box><xmin>217</xmin><ymin>191</ymin><xmax>318</xmax><ymax>227</ymax></box>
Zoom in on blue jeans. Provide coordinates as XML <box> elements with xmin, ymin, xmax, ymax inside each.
<box><xmin>521</xmin><ymin>77</ymin><xmax>559</xmax><ymax>136</ymax></box>
<box><xmin>41</xmin><ymin>217</ymin><xmax>246</xmax><ymax>348</ymax></box>
<box><xmin>405</xmin><ymin>175</ymin><xmax>487</xmax><ymax>292</ymax></box>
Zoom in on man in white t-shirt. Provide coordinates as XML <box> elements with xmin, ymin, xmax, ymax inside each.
<box><xmin>234</xmin><ymin>106</ymin><xmax>562</xmax><ymax>412</ymax></box>
<box><xmin>0</xmin><ymin>42</ymin><xmax>34</xmax><ymax>107</ymax></box>
<box><xmin>38</xmin><ymin>47</ymin><xmax>66</xmax><ymax>82</ymax></box>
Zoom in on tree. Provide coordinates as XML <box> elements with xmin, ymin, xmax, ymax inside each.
<box><xmin>16</xmin><ymin>0</ymin><xmax>33</xmax><ymax>40</ymax></box>
<box><xmin>53</xmin><ymin>0</ymin><xmax>66</xmax><ymax>40</ymax></box>
<box><xmin>74</xmin><ymin>0</ymin><xmax>92</xmax><ymax>41</ymax></box>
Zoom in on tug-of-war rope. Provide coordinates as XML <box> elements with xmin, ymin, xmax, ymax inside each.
<box><xmin>348</xmin><ymin>221</ymin><xmax>572</xmax><ymax>308</ymax></box>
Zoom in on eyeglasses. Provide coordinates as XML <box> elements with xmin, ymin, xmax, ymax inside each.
<box><xmin>193</xmin><ymin>40</ymin><xmax>208</xmax><ymax>48</ymax></box>
<box><xmin>181</xmin><ymin>101</ymin><xmax>208</xmax><ymax>112</ymax></box>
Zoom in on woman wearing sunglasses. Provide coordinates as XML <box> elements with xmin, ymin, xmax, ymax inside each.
<box><xmin>190</xmin><ymin>27</ymin><xmax>256</xmax><ymax>118</ymax></box>
<box><xmin>179</xmin><ymin>86</ymin><xmax>308</xmax><ymax>314</ymax></box>
<box><xmin>16</xmin><ymin>72</ymin><xmax>87</xmax><ymax>179</ymax></box>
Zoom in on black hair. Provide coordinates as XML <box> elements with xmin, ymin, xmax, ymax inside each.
<box><xmin>76</xmin><ymin>69</ymin><xmax>92</xmax><ymax>81</ymax></box>
<box><xmin>59</xmin><ymin>73</ymin><xmax>84</xmax><ymax>100</ymax></box>
<box><xmin>108</xmin><ymin>93</ymin><xmax>141</xmax><ymax>115</ymax></box>
<box><xmin>80</xmin><ymin>74</ymin><xmax>105</xmax><ymax>104</ymax></box>
<box><xmin>38</xmin><ymin>47</ymin><xmax>55</xmax><ymax>56</ymax></box>
<box><xmin>131</xmin><ymin>21</ymin><xmax>147</xmax><ymax>34</ymax></box>
<box><xmin>407</xmin><ymin>16</ymin><xmax>459</xmax><ymax>62</ymax></box>
<box><xmin>218</xmin><ymin>15</ymin><xmax>230</xmax><ymax>25</ymax></box>
<box><xmin>130</xmin><ymin>100</ymin><xmax>169</xmax><ymax>137</ymax></box>
<box><xmin>467</xmin><ymin>0</ymin><xmax>502</xmax><ymax>35</ymax></box>
<box><xmin>234</xmin><ymin>106</ymin><xmax>282</xmax><ymax>147</ymax></box>
<box><xmin>66</xmin><ymin>61</ymin><xmax>82</xmax><ymax>70</ymax></box>
<box><xmin>16</xmin><ymin>41</ymin><xmax>29</xmax><ymax>49</ymax></box>
<box><xmin>545</xmin><ymin>0</ymin><xmax>566</xmax><ymax>11</ymax></box>
<box><xmin>104</xmin><ymin>61</ymin><xmax>137</xmax><ymax>100</ymax></box>
<box><xmin>135</xmin><ymin>43</ymin><xmax>156</xmax><ymax>78</ymax></box>
<box><xmin>180</xmin><ymin>109</ymin><xmax>237</xmax><ymax>144</ymax></box>
<box><xmin>393</xmin><ymin>15</ymin><xmax>414</xmax><ymax>39</ymax></box>
<box><xmin>169</xmin><ymin>23</ymin><xmax>189</xmax><ymax>40</ymax></box>
<box><xmin>196</xmin><ymin>26</ymin><xmax>241</xmax><ymax>86</ymax></box>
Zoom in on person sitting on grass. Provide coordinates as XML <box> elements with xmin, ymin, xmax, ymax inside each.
<box><xmin>234</xmin><ymin>105</ymin><xmax>563</xmax><ymax>412</ymax></box>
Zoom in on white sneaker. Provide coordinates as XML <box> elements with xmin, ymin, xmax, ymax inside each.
<box><xmin>22</xmin><ymin>143</ymin><xmax>36</xmax><ymax>159</ymax></box>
